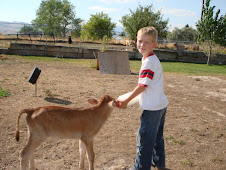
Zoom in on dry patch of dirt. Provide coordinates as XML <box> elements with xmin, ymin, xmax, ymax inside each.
<box><xmin>0</xmin><ymin>56</ymin><xmax>225</xmax><ymax>170</ymax></box>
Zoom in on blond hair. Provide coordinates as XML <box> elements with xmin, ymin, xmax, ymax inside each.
<box><xmin>137</xmin><ymin>26</ymin><xmax>158</xmax><ymax>43</ymax></box>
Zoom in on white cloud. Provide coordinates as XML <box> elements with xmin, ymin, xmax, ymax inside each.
<box><xmin>160</xmin><ymin>7</ymin><xmax>196</xmax><ymax>17</ymax></box>
<box><xmin>114</xmin><ymin>16</ymin><xmax>123</xmax><ymax>27</ymax></box>
<box><xmin>100</xmin><ymin>0</ymin><xmax>135</xmax><ymax>5</ymax></box>
<box><xmin>156</xmin><ymin>0</ymin><xmax>164</xmax><ymax>3</ymax></box>
<box><xmin>89</xmin><ymin>6</ymin><xmax>119</xmax><ymax>13</ymax></box>
<box><xmin>116</xmin><ymin>22</ymin><xmax>123</xmax><ymax>27</ymax></box>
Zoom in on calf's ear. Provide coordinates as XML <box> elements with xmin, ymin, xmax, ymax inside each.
<box><xmin>87</xmin><ymin>99</ymin><xmax>98</xmax><ymax>105</ymax></box>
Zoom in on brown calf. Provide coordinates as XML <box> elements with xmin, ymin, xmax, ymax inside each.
<box><xmin>15</xmin><ymin>95</ymin><xmax>116</xmax><ymax>170</ymax></box>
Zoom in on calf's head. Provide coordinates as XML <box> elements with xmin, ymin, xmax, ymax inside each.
<box><xmin>88</xmin><ymin>95</ymin><xmax>116</xmax><ymax>108</ymax></box>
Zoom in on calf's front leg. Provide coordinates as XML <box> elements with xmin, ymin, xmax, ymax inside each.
<box><xmin>79</xmin><ymin>139</ymin><xmax>86</xmax><ymax>169</ymax></box>
<box><xmin>82</xmin><ymin>137</ymin><xmax>95</xmax><ymax>170</ymax></box>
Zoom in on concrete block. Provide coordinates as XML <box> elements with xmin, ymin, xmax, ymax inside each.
<box><xmin>98</xmin><ymin>51</ymin><xmax>131</xmax><ymax>75</ymax></box>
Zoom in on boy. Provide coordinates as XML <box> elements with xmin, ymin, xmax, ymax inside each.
<box><xmin>117</xmin><ymin>26</ymin><xmax>169</xmax><ymax>170</ymax></box>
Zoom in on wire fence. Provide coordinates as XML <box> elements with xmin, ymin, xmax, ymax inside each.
<box><xmin>0</xmin><ymin>22</ymin><xmax>128</xmax><ymax>51</ymax></box>
<box><xmin>0</xmin><ymin>22</ymin><xmax>197</xmax><ymax>51</ymax></box>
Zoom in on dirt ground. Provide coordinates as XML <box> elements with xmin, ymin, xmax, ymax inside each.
<box><xmin>0</xmin><ymin>56</ymin><xmax>225</xmax><ymax>170</ymax></box>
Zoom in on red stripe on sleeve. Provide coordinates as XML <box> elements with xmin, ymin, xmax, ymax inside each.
<box><xmin>140</xmin><ymin>69</ymin><xmax>154</xmax><ymax>79</ymax></box>
<box><xmin>138</xmin><ymin>83</ymin><xmax>147</xmax><ymax>87</ymax></box>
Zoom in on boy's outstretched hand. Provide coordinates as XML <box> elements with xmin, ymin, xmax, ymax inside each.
<box><xmin>116</xmin><ymin>85</ymin><xmax>145</xmax><ymax>109</ymax></box>
<box><xmin>116</xmin><ymin>99</ymin><xmax>128</xmax><ymax>109</ymax></box>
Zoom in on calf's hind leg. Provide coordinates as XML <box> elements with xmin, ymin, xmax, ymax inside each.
<box><xmin>20</xmin><ymin>134</ymin><xmax>44</xmax><ymax>170</ymax></box>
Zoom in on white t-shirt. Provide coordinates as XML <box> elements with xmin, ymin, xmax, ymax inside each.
<box><xmin>138</xmin><ymin>53</ymin><xmax>169</xmax><ymax>110</ymax></box>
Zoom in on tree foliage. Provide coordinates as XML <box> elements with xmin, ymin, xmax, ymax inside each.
<box><xmin>196</xmin><ymin>0</ymin><xmax>226</xmax><ymax>64</ymax></box>
<box><xmin>32</xmin><ymin>0</ymin><xmax>82</xmax><ymax>37</ymax></box>
<box><xmin>19</xmin><ymin>25</ymin><xmax>38</xmax><ymax>33</ymax></box>
<box><xmin>167</xmin><ymin>25</ymin><xmax>198</xmax><ymax>42</ymax></box>
<box><xmin>120</xmin><ymin>4</ymin><xmax>169</xmax><ymax>40</ymax></box>
<box><xmin>70</xmin><ymin>18</ymin><xmax>83</xmax><ymax>37</ymax></box>
<box><xmin>81</xmin><ymin>12</ymin><xmax>116</xmax><ymax>40</ymax></box>
<box><xmin>213</xmin><ymin>13</ymin><xmax>226</xmax><ymax>46</ymax></box>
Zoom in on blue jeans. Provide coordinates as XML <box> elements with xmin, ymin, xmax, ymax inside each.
<box><xmin>134</xmin><ymin>108</ymin><xmax>167</xmax><ymax>170</ymax></box>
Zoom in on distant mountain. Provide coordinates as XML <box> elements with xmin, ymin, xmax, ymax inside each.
<box><xmin>113</xmin><ymin>26</ymin><xmax>128</xmax><ymax>39</ymax></box>
<box><xmin>114</xmin><ymin>26</ymin><xmax>124</xmax><ymax>33</ymax></box>
<box><xmin>0</xmin><ymin>21</ymin><xmax>29</xmax><ymax>34</ymax></box>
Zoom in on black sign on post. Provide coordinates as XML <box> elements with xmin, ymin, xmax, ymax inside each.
<box><xmin>28</xmin><ymin>67</ymin><xmax>41</xmax><ymax>84</ymax></box>
<box><xmin>28</xmin><ymin>67</ymin><xmax>41</xmax><ymax>96</ymax></box>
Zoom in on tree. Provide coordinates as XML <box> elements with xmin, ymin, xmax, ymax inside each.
<box><xmin>120</xmin><ymin>4</ymin><xmax>169</xmax><ymax>40</ymax></box>
<box><xmin>196</xmin><ymin>0</ymin><xmax>226</xmax><ymax>65</ymax></box>
<box><xmin>32</xmin><ymin>0</ymin><xmax>82</xmax><ymax>37</ymax></box>
<box><xmin>19</xmin><ymin>25</ymin><xmax>38</xmax><ymax>33</ymax></box>
<box><xmin>81</xmin><ymin>12</ymin><xmax>116</xmax><ymax>40</ymax></box>
<box><xmin>167</xmin><ymin>25</ymin><xmax>198</xmax><ymax>42</ymax></box>
<box><xmin>70</xmin><ymin>18</ymin><xmax>83</xmax><ymax>37</ymax></box>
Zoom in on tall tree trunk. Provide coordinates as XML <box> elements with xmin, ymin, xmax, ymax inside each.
<box><xmin>207</xmin><ymin>45</ymin><xmax>212</xmax><ymax>65</ymax></box>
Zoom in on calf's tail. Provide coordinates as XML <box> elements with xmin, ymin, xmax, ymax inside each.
<box><xmin>15</xmin><ymin>108</ymin><xmax>35</xmax><ymax>142</ymax></box>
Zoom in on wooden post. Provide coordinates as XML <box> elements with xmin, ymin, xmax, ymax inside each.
<box><xmin>35</xmin><ymin>82</ymin><xmax>37</xmax><ymax>97</ymax></box>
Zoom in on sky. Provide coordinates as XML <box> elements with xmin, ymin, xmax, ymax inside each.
<box><xmin>0</xmin><ymin>0</ymin><xmax>225</xmax><ymax>31</ymax></box>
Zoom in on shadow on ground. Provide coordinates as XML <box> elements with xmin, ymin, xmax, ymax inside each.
<box><xmin>44</xmin><ymin>97</ymin><xmax>72</xmax><ymax>105</ymax></box>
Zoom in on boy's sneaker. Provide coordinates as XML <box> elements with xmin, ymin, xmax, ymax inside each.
<box><xmin>122</xmin><ymin>166</ymin><xmax>134</xmax><ymax>170</ymax></box>
<box><xmin>152</xmin><ymin>162</ymin><xmax>171</xmax><ymax>170</ymax></box>
<box><xmin>122</xmin><ymin>165</ymin><xmax>171</xmax><ymax>170</ymax></box>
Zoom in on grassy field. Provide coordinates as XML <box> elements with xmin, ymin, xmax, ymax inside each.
<box><xmin>161</xmin><ymin>62</ymin><xmax>226</xmax><ymax>75</ymax></box>
<box><xmin>130</xmin><ymin>60</ymin><xmax>226</xmax><ymax>75</ymax></box>
<box><xmin>4</xmin><ymin>55</ymin><xmax>226</xmax><ymax>76</ymax></box>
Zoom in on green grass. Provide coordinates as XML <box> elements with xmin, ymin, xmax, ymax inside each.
<box><xmin>0</xmin><ymin>78</ymin><xmax>9</xmax><ymax>83</ymax></box>
<box><xmin>0</xmin><ymin>87</ymin><xmax>10</xmax><ymax>97</ymax></box>
<box><xmin>165</xmin><ymin>136</ymin><xmax>185</xmax><ymax>145</ymax></box>
<box><xmin>161</xmin><ymin>62</ymin><xmax>226</xmax><ymax>75</ymax></box>
<box><xmin>130</xmin><ymin>60</ymin><xmax>226</xmax><ymax>75</ymax></box>
<box><xmin>211</xmin><ymin>157</ymin><xmax>223</xmax><ymax>163</ymax></box>
<box><xmin>180</xmin><ymin>159</ymin><xmax>193</xmax><ymax>167</ymax></box>
<box><xmin>7</xmin><ymin>55</ymin><xmax>226</xmax><ymax>76</ymax></box>
<box><xmin>14</xmin><ymin>55</ymin><xmax>95</xmax><ymax>66</ymax></box>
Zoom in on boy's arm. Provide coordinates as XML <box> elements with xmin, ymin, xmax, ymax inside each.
<box><xmin>117</xmin><ymin>85</ymin><xmax>146</xmax><ymax>109</ymax></box>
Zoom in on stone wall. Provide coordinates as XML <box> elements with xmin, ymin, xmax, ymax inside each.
<box><xmin>7</xmin><ymin>43</ymin><xmax>99</xmax><ymax>59</ymax></box>
<box><xmin>129</xmin><ymin>49</ymin><xmax>226</xmax><ymax>65</ymax></box>
<box><xmin>0</xmin><ymin>43</ymin><xmax>225</xmax><ymax>65</ymax></box>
